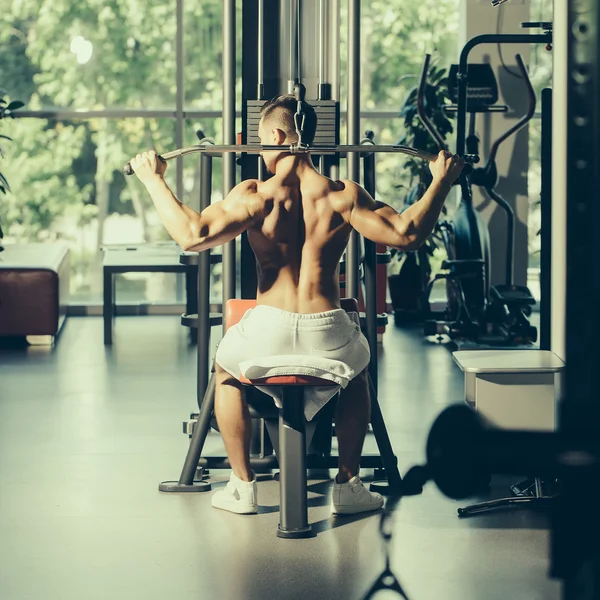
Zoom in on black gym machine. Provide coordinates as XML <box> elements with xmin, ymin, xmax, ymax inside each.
<box><xmin>419</xmin><ymin>24</ymin><xmax>552</xmax><ymax>348</ymax></box>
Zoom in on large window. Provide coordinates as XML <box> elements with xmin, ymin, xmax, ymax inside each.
<box><xmin>1</xmin><ymin>0</ymin><xmax>230</xmax><ymax>304</ymax></box>
<box><xmin>349</xmin><ymin>0</ymin><xmax>460</xmax><ymax>205</ymax></box>
<box><xmin>1</xmin><ymin>0</ymin><xmax>473</xmax><ymax>305</ymax></box>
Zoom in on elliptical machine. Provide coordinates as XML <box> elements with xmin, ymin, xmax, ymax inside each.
<box><xmin>418</xmin><ymin>53</ymin><xmax>537</xmax><ymax>347</ymax></box>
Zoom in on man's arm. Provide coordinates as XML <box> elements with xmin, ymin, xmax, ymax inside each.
<box><xmin>348</xmin><ymin>180</ymin><xmax>451</xmax><ymax>251</ymax></box>
<box><xmin>347</xmin><ymin>150</ymin><xmax>464</xmax><ymax>251</ymax></box>
<box><xmin>130</xmin><ymin>151</ymin><xmax>267</xmax><ymax>252</ymax></box>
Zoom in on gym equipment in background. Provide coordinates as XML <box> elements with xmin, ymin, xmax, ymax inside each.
<box><xmin>417</xmin><ymin>25</ymin><xmax>552</xmax><ymax>348</ymax></box>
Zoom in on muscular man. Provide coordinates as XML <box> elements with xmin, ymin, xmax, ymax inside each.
<box><xmin>131</xmin><ymin>95</ymin><xmax>464</xmax><ymax>516</ymax></box>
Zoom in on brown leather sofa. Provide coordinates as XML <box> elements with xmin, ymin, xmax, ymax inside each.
<box><xmin>0</xmin><ymin>243</ymin><xmax>70</xmax><ymax>342</ymax></box>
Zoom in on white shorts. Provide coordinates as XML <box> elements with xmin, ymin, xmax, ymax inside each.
<box><xmin>215</xmin><ymin>305</ymin><xmax>371</xmax><ymax>420</ymax></box>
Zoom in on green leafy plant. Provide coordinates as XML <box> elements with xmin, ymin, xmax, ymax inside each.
<box><xmin>0</xmin><ymin>90</ymin><xmax>25</xmax><ymax>243</ymax></box>
<box><xmin>397</xmin><ymin>63</ymin><xmax>454</xmax><ymax>244</ymax></box>
<box><xmin>388</xmin><ymin>63</ymin><xmax>454</xmax><ymax>323</ymax></box>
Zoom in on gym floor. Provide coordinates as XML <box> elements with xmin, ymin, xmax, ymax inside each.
<box><xmin>0</xmin><ymin>316</ymin><xmax>560</xmax><ymax>600</ymax></box>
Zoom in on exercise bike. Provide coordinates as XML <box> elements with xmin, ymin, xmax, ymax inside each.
<box><xmin>418</xmin><ymin>53</ymin><xmax>537</xmax><ymax>347</ymax></box>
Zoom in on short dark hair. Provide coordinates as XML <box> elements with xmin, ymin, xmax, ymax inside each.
<box><xmin>260</xmin><ymin>94</ymin><xmax>318</xmax><ymax>146</ymax></box>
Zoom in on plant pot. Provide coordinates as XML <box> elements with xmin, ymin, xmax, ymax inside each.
<box><xmin>388</xmin><ymin>251</ymin><xmax>432</xmax><ymax>326</ymax></box>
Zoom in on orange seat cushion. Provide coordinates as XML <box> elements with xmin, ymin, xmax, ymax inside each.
<box><xmin>239</xmin><ymin>374</ymin><xmax>338</xmax><ymax>386</ymax></box>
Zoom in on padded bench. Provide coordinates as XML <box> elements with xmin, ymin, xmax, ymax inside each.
<box><xmin>453</xmin><ymin>350</ymin><xmax>565</xmax><ymax>431</ymax></box>
<box><xmin>0</xmin><ymin>243</ymin><xmax>70</xmax><ymax>343</ymax></box>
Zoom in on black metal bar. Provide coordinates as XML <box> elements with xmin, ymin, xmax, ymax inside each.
<box><xmin>103</xmin><ymin>270</ymin><xmax>113</xmax><ymax>345</ymax></box>
<box><xmin>197</xmin><ymin>154</ymin><xmax>213</xmax><ymax>404</ymax></box>
<box><xmin>367</xmin><ymin>373</ymin><xmax>402</xmax><ymax>491</ymax></box>
<box><xmin>178</xmin><ymin>373</ymin><xmax>217</xmax><ymax>485</ymax></box>
<box><xmin>198</xmin><ymin>455</ymin><xmax>279</xmax><ymax>470</ymax></box>
<box><xmin>175</xmin><ymin>0</ymin><xmax>184</xmax><ymax>199</ymax></box>
<box><xmin>362</xmin><ymin>140</ymin><xmax>378</xmax><ymax>394</ymax></box>
<box><xmin>198</xmin><ymin>452</ymin><xmax>385</xmax><ymax>471</ymax></box>
<box><xmin>456</xmin><ymin>33</ymin><xmax>552</xmax><ymax>157</ymax></box>
<box><xmin>124</xmin><ymin>145</ymin><xmax>441</xmax><ymax>174</ymax></box>
<box><xmin>185</xmin><ymin>268</ymin><xmax>198</xmax><ymax>344</ymax></box>
<box><xmin>288</xmin><ymin>0</ymin><xmax>298</xmax><ymax>90</ymax></box>
<box><xmin>317</xmin><ymin>0</ymin><xmax>331</xmax><ymax>100</ymax></box>
<box><xmin>278</xmin><ymin>387</ymin><xmax>311</xmax><ymax>537</ymax></box>
<box><xmin>257</xmin><ymin>0</ymin><xmax>264</xmax><ymax>98</ymax></box>
<box><xmin>564</xmin><ymin>1</ymin><xmax>597</xmax><ymax>419</ymax></box>
<box><xmin>539</xmin><ymin>88</ymin><xmax>552</xmax><ymax>351</ymax></box>
<box><xmin>487</xmin><ymin>188</ymin><xmax>515</xmax><ymax>287</ymax></box>
<box><xmin>346</xmin><ymin>0</ymin><xmax>361</xmax><ymax>300</ymax></box>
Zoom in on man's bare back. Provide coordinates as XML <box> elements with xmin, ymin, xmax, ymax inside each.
<box><xmin>248</xmin><ymin>167</ymin><xmax>353</xmax><ymax>314</ymax></box>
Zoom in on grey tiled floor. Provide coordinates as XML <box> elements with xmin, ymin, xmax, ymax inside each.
<box><xmin>0</xmin><ymin>316</ymin><xmax>561</xmax><ymax>600</ymax></box>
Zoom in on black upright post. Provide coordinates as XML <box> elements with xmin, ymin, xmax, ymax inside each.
<box><xmin>240</xmin><ymin>0</ymin><xmax>259</xmax><ymax>299</ymax></box>
<box><xmin>197</xmin><ymin>154</ymin><xmax>213</xmax><ymax>403</ymax></box>
<box><xmin>346</xmin><ymin>0</ymin><xmax>361</xmax><ymax>300</ymax></box>
<box><xmin>362</xmin><ymin>143</ymin><xmax>378</xmax><ymax>393</ymax></box>
<box><xmin>556</xmin><ymin>2</ymin><xmax>600</xmax><ymax>596</ymax></box>
<box><xmin>539</xmin><ymin>89</ymin><xmax>552</xmax><ymax>352</ymax></box>
<box><xmin>240</xmin><ymin>0</ymin><xmax>280</xmax><ymax>299</ymax></box>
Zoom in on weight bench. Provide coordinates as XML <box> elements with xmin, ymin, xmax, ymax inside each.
<box><xmin>160</xmin><ymin>296</ymin><xmax>402</xmax><ymax>538</ymax></box>
<box><xmin>240</xmin><ymin>372</ymin><xmax>336</xmax><ymax>538</ymax></box>
<box><xmin>228</xmin><ymin>298</ymin><xmax>353</xmax><ymax>538</ymax></box>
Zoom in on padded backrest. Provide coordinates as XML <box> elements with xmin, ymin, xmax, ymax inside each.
<box><xmin>339</xmin><ymin>297</ymin><xmax>359</xmax><ymax>314</ymax></box>
<box><xmin>225</xmin><ymin>297</ymin><xmax>360</xmax><ymax>330</ymax></box>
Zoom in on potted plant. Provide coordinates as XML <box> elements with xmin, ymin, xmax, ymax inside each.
<box><xmin>0</xmin><ymin>90</ymin><xmax>25</xmax><ymax>251</ymax></box>
<box><xmin>389</xmin><ymin>63</ymin><xmax>454</xmax><ymax>325</ymax></box>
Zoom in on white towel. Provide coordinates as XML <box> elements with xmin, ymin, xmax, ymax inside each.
<box><xmin>215</xmin><ymin>305</ymin><xmax>370</xmax><ymax>420</ymax></box>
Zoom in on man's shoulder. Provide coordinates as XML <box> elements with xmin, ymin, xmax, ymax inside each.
<box><xmin>233</xmin><ymin>179</ymin><xmax>270</xmax><ymax>207</ymax></box>
<box><xmin>330</xmin><ymin>179</ymin><xmax>366</xmax><ymax>209</ymax></box>
<box><xmin>336</xmin><ymin>179</ymin><xmax>360</xmax><ymax>194</ymax></box>
<box><xmin>236</xmin><ymin>179</ymin><xmax>261</xmax><ymax>194</ymax></box>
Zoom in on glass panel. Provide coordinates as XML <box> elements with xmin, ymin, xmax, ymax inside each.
<box><xmin>183</xmin><ymin>0</ymin><xmax>243</xmax><ymax>111</ymax></box>
<box><xmin>527</xmin><ymin>0</ymin><xmax>553</xmax><ymax>303</ymax></box>
<box><xmin>359</xmin><ymin>1</ymin><xmax>459</xmax><ymax>110</ymax></box>
<box><xmin>528</xmin><ymin>118</ymin><xmax>542</xmax><ymax>302</ymax></box>
<box><xmin>184</xmin><ymin>0</ymin><xmax>223</xmax><ymax>110</ymax></box>
<box><xmin>2</xmin><ymin>1</ymin><xmax>176</xmax><ymax>110</ymax></box>
<box><xmin>1</xmin><ymin>117</ymin><xmax>183</xmax><ymax>303</ymax></box>
<box><xmin>337</xmin><ymin>1</ymin><xmax>459</xmax><ymax>212</ymax></box>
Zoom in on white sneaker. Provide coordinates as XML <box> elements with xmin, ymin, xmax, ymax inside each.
<box><xmin>211</xmin><ymin>473</ymin><xmax>258</xmax><ymax>515</ymax></box>
<box><xmin>331</xmin><ymin>475</ymin><xmax>384</xmax><ymax>515</ymax></box>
